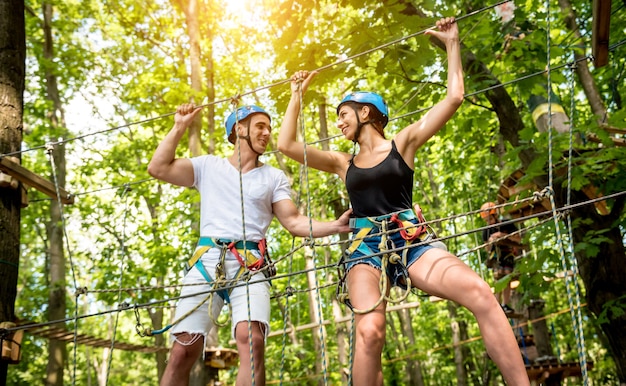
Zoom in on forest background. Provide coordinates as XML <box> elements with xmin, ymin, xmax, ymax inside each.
<box><xmin>1</xmin><ymin>0</ymin><xmax>625</xmax><ymax>385</ymax></box>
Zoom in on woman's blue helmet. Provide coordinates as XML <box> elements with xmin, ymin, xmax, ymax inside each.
<box><xmin>336</xmin><ymin>91</ymin><xmax>389</xmax><ymax>128</ymax></box>
<box><xmin>225</xmin><ymin>105</ymin><xmax>271</xmax><ymax>143</ymax></box>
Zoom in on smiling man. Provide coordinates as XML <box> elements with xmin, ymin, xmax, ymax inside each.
<box><xmin>148</xmin><ymin>103</ymin><xmax>351</xmax><ymax>386</ymax></box>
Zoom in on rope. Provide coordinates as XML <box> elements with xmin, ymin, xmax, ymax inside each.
<box><xmin>545</xmin><ymin>4</ymin><xmax>589</xmax><ymax>383</ymax></box>
<box><xmin>295</xmin><ymin>78</ymin><xmax>330</xmax><ymax>384</ymax></box>
<box><xmin>3</xmin><ymin>1</ymin><xmax>526</xmax><ymax>162</ymax></box>
<box><xmin>564</xmin><ymin>54</ymin><xmax>589</xmax><ymax>383</ymax></box>
<box><xmin>45</xmin><ymin>142</ymin><xmax>81</xmax><ymax>386</ymax></box>
<box><xmin>230</xmin><ymin>97</ymin><xmax>258</xmax><ymax>385</ymax></box>
<box><xmin>7</xmin><ymin>188</ymin><xmax>623</xmax><ymax>336</ymax></box>
<box><xmin>105</xmin><ymin>184</ymin><xmax>131</xmax><ymax>385</ymax></box>
<box><xmin>385</xmin><ymin>304</ymin><xmax>588</xmax><ymax>364</ymax></box>
<box><xmin>348</xmin><ymin>312</ymin><xmax>355</xmax><ymax>385</ymax></box>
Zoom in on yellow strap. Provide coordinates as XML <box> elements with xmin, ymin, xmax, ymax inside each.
<box><xmin>187</xmin><ymin>246</ymin><xmax>211</xmax><ymax>269</ymax></box>
<box><xmin>346</xmin><ymin>227</ymin><xmax>372</xmax><ymax>255</ymax></box>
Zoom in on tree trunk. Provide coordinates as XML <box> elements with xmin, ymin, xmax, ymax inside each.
<box><xmin>447</xmin><ymin>302</ymin><xmax>468</xmax><ymax>386</ymax></box>
<box><xmin>149</xmin><ymin>292</ymin><xmax>167</xmax><ymax>380</ymax></box>
<box><xmin>305</xmin><ymin>250</ymin><xmax>328</xmax><ymax>386</ymax></box>
<box><xmin>203</xmin><ymin>35</ymin><xmax>216</xmax><ymax>155</ymax></box>
<box><xmin>179</xmin><ymin>0</ymin><xmax>204</xmax><ymax>157</ymax></box>
<box><xmin>385</xmin><ymin>312</ymin><xmax>403</xmax><ymax>385</ymax></box>
<box><xmin>42</xmin><ymin>3</ymin><xmax>69</xmax><ymax>385</ymax></box>
<box><xmin>569</xmin><ymin>194</ymin><xmax>626</xmax><ymax>382</ymax></box>
<box><xmin>329</xmin><ymin>197</ymin><xmax>350</xmax><ymax>384</ymax></box>
<box><xmin>0</xmin><ymin>0</ymin><xmax>25</xmax><ymax>383</ymax></box>
<box><xmin>528</xmin><ymin>299</ymin><xmax>562</xmax><ymax>386</ymax></box>
<box><xmin>528</xmin><ymin>299</ymin><xmax>554</xmax><ymax>361</ymax></box>
<box><xmin>396</xmin><ymin>307</ymin><xmax>424</xmax><ymax>386</ymax></box>
<box><xmin>557</xmin><ymin>0</ymin><xmax>607</xmax><ymax>122</ymax></box>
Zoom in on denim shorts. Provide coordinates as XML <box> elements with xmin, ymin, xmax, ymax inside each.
<box><xmin>344</xmin><ymin>219</ymin><xmax>433</xmax><ymax>288</ymax></box>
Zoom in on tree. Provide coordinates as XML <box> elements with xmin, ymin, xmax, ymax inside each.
<box><xmin>40</xmin><ymin>3</ymin><xmax>70</xmax><ymax>384</ymax></box>
<box><xmin>6</xmin><ymin>0</ymin><xmax>625</xmax><ymax>384</ymax></box>
<box><xmin>0</xmin><ymin>0</ymin><xmax>25</xmax><ymax>384</ymax></box>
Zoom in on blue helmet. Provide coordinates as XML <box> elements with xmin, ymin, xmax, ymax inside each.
<box><xmin>336</xmin><ymin>91</ymin><xmax>389</xmax><ymax>128</ymax></box>
<box><xmin>225</xmin><ymin>105</ymin><xmax>271</xmax><ymax>143</ymax></box>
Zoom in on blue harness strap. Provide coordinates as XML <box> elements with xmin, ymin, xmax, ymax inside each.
<box><xmin>348</xmin><ymin>209</ymin><xmax>416</xmax><ymax>230</ymax></box>
<box><xmin>186</xmin><ymin>237</ymin><xmax>259</xmax><ymax>303</ymax></box>
<box><xmin>345</xmin><ymin>209</ymin><xmax>419</xmax><ymax>259</ymax></box>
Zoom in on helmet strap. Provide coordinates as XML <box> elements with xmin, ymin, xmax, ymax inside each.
<box><xmin>350</xmin><ymin>106</ymin><xmax>374</xmax><ymax>143</ymax></box>
<box><xmin>237</xmin><ymin>122</ymin><xmax>264</xmax><ymax>157</ymax></box>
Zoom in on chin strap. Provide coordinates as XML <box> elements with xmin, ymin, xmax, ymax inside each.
<box><xmin>349</xmin><ymin>106</ymin><xmax>375</xmax><ymax>144</ymax></box>
<box><xmin>237</xmin><ymin>122</ymin><xmax>264</xmax><ymax>157</ymax></box>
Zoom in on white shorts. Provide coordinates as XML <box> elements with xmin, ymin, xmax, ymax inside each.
<box><xmin>169</xmin><ymin>248</ymin><xmax>271</xmax><ymax>343</ymax></box>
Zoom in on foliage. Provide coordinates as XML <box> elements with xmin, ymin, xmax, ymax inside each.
<box><xmin>9</xmin><ymin>0</ymin><xmax>625</xmax><ymax>384</ymax></box>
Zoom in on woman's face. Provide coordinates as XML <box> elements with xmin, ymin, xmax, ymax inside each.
<box><xmin>337</xmin><ymin>105</ymin><xmax>358</xmax><ymax>140</ymax></box>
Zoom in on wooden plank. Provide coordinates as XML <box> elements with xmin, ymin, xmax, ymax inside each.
<box><xmin>592</xmin><ymin>0</ymin><xmax>611</xmax><ymax>67</ymax></box>
<box><xmin>600</xmin><ymin>125</ymin><xmax>626</xmax><ymax>135</ymax></box>
<box><xmin>20</xmin><ymin>324</ymin><xmax>168</xmax><ymax>353</ymax></box>
<box><xmin>0</xmin><ymin>157</ymin><xmax>74</xmax><ymax>205</ymax></box>
<box><xmin>526</xmin><ymin>360</ymin><xmax>593</xmax><ymax>380</ymax></box>
<box><xmin>587</xmin><ymin>133</ymin><xmax>626</xmax><ymax>147</ymax></box>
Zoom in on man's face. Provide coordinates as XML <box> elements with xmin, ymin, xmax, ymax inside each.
<box><xmin>486</xmin><ymin>213</ymin><xmax>498</xmax><ymax>224</ymax></box>
<box><xmin>237</xmin><ymin>114</ymin><xmax>271</xmax><ymax>151</ymax></box>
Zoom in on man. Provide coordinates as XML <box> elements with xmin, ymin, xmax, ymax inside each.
<box><xmin>148</xmin><ymin>103</ymin><xmax>351</xmax><ymax>386</ymax></box>
<box><xmin>480</xmin><ymin>201</ymin><xmax>522</xmax><ymax>314</ymax></box>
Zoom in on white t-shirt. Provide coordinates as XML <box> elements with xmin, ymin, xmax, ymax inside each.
<box><xmin>190</xmin><ymin>155</ymin><xmax>291</xmax><ymax>241</ymax></box>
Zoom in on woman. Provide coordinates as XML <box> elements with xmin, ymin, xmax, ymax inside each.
<box><xmin>278</xmin><ymin>17</ymin><xmax>529</xmax><ymax>386</ymax></box>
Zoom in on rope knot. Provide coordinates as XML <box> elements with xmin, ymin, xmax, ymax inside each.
<box><xmin>45</xmin><ymin>142</ymin><xmax>55</xmax><ymax>153</ymax></box>
<box><xmin>534</xmin><ymin>187</ymin><xmax>551</xmax><ymax>201</ymax></box>
<box><xmin>284</xmin><ymin>286</ymin><xmax>295</xmax><ymax>297</ymax></box>
<box><xmin>74</xmin><ymin>287</ymin><xmax>88</xmax><ymax>297</ymax></box>
<box><xmin>229</xmin><ymin>95</ymin><xmax>242</xmax><ymax>108</ymax></box>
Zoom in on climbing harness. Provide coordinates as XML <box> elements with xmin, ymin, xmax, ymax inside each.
<box><xmin>185</xmin><ymin>237</ymin><xmax>275</xmax><ymax>278</ymax></box>
<box><xmin>485</xmin><ymin>246</ymin><xmax>516</xmax><ymax>270</ymax></box>
<box><xmin>138</xmin><ymin>237</ymin><xmax>276</xmax><ymax>336</ymax></box>
<box><xmin>336</xmin><ymin>205</ymin><xmax>437</xmax><ymax>314</ymax></box>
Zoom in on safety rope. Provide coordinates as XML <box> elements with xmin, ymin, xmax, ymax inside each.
<box><xmin>6</xmin><ymin>188</ymin><xmax>622</xmax><ymax>337</ymax></box>
<box><xmin>2</xmin><ymin>0</ymin><xmax>575</xmax><ymax>161</ymax></box>
<box><xmin>231</xmin><ymin>97</ymin><xmax>257</xmax><ymax>386</ymax></box>
<box><xmin>545</xmin><ymin>4</ymin><xmax>588</xmax><ymax>383</ymax></box>
<box><xmin>384</xmin><ymin>303</ymin><xmax>588</xmax><ymax>365</ymax></box>
<box><xmin>339</xmin><ymin>217</ymin><xmax>414</xmax><ymax>315</ymax></box>
<box><xmin>295</xmin><ymin>78</ymin><xmax>330</xmax><ymax>384</ymax></box>
<box><xmin>565</xmin><ymin>55</ymin><xmax>589</xmax><ymax>382</ymax></box>
<box><xmin>105</xmin><ymin>184</ymin><xmax>131</xmax><ymax>385</ymax></box>
<box><xmin>46</xmin><ymin>142</ymin><xmax>81</xmax><ymax>386</ymax></box>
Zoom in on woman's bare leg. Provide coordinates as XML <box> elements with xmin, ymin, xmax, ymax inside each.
<box><xmin>410</xmin><ymin>248</ymin><xmax>529</xmax><ymax>386</ymax></box>
<box><xmin>347</xmin><ymin>264</ymin><xmax>387</xmax><ymax>386</ymax></box>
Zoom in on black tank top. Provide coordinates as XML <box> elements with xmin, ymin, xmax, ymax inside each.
<box><xmin>346</xmin><ymin>141</ymin><xmax>413</xmax><ymax>217</ymax></box>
